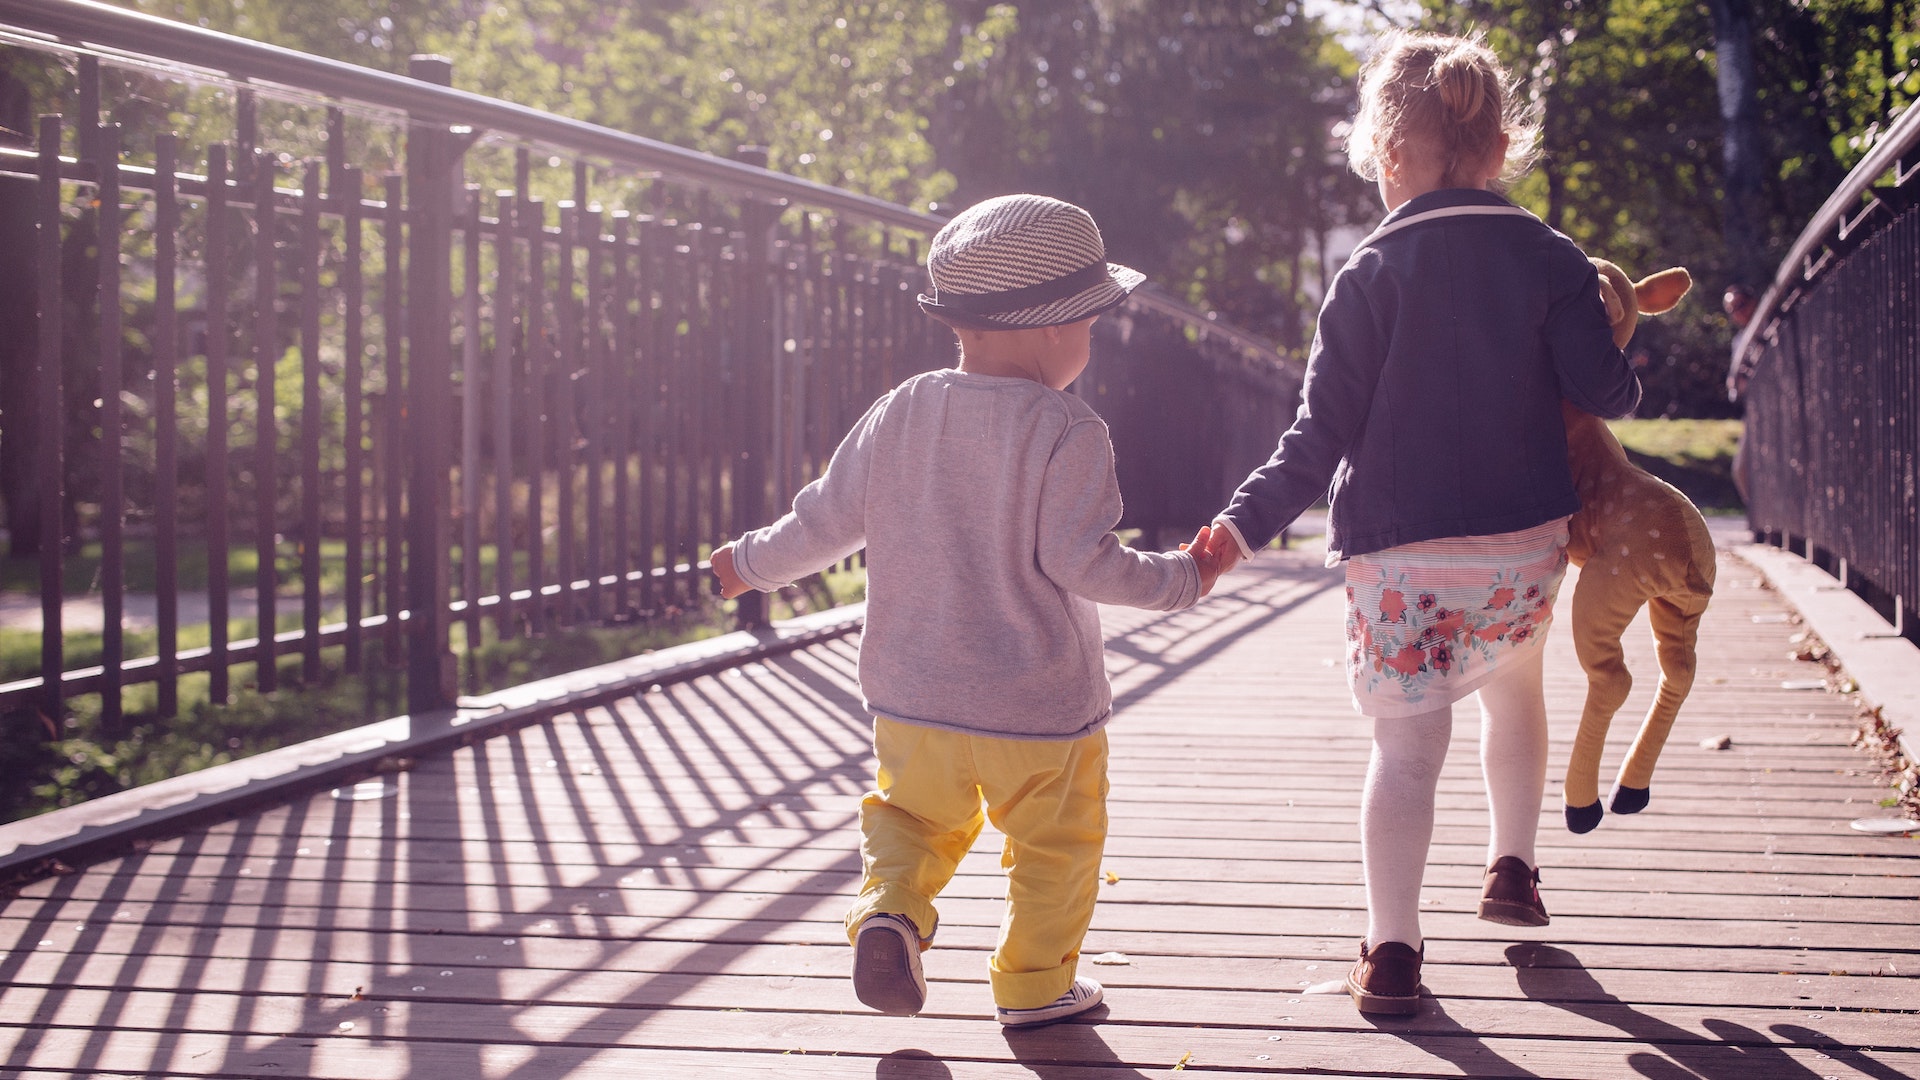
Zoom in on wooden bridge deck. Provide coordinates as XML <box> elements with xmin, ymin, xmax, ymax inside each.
<box><xmin>3</xmin><ymin>540</ymin><xmax>1917</xmax><ymax>1078</ymax></box>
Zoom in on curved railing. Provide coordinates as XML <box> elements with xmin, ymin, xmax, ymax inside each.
<box><xmin>1728</xmin><ymin>102</ymin><xmax>1920</xmax><ymax>641</ymax></box>
<box><xmin>0</xmin><ymin>0</ymin><xmax>1303</xmax><ymax>730</ymax></box>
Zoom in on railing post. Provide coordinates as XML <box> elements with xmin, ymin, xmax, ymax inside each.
<box><xmin>35</xmin><ymin>115</ymin><xmax>65</xmax><ymax>723</ymax></box>
<box><xmin>405</xmin><ymin>55</ymin><xmax>458</xmax><ymax>714</ymax></box>
<box><xmin>733</xmin><ymin>145</ymin><xmax>774</xmax><ymax>629</ymax></box>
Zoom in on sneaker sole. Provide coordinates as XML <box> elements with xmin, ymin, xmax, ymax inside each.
<box><xmin>1477</xmin><ymin>899</ymin><xmax>1551</xmax><ymax>927</ymax></box>
<box><xmin>1345</xmin><ymin>973</ymin><xmax>1421</xmax><ymax>1015</ymax></box>
<box><xmin>852</xmin><ymin>926</ymin><xmax>925</xmax><ymax>1016</ymax></box>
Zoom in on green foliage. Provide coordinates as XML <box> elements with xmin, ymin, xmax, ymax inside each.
<box><xmin>463</xmin><ymin>608</ymin><xmax>727</xmax><ymax>690</ymax></box>
<box><xmin>1418</xmin><ymin>0</ymin><xmax>1917</xmax><ymax>417</ymax></box>
<box><xmin>429</xmin><ymin>0</ymin><xmax>962</xmax><ymax>210</ymax></box>
<box><xmin>119</xmin><ymin>0</ymin><xmax>453</xmax><ymax>74</ymax></box>
<box><xmin>933</xmin><ymin>0</ymin><xmax>1372</xmax><ymax>353</ymax></box>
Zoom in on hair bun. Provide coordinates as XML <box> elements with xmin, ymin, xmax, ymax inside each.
<box><xmin>1433</xmin><ymin>50</ymin><xmax>1488</xmax><ymax>124</ymax></box>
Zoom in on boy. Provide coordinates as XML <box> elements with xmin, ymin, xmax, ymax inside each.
<box><xmin>710</xmin><ymin>194</ymin><xmax>1222</xmax><ymax>1028</ymax></box>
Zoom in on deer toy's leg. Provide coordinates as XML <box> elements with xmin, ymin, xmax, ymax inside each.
<box><xmin>1611</xmin><ymin>594</ymin><xmax>1707</xmax><ymax>814</ymax></box>
<box><xmin>1565</xmin><ymin>568</ymin><xmax>1642</xmax><ymax>833</ymax></box>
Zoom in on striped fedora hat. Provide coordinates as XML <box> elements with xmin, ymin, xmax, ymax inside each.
<box><xmin>918</xmin><ymin>194</ymin><xmax>1145</xmax><ymax>330</ymax></box>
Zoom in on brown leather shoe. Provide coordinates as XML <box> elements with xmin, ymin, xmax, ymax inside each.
<box><xmin>1344</xmin><ymin>940</ymin><xmax>1423</xmax><ymax>1014</ymax></box>
<box><xmin>1478</xmin><ymin>855</ymin><xmax>1550</xmax><ymax>926</ymax></box>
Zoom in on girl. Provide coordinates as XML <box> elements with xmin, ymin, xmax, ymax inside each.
<box><xmin>1200</xmin><ymin>31</ymin><xmax>1640</xmax><ymax>1014</ymax></box>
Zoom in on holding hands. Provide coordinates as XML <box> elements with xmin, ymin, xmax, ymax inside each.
<box><xmin>1181</xmin><ymin>523</ymin><xmax>1242</xmax><ymax>596</ymax></box>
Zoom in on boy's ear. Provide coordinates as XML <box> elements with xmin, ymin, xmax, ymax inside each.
<box><xmin>1634</xmin><ymin>267</ymin><xmax>1692</xmax><ymax>317</ymax></box>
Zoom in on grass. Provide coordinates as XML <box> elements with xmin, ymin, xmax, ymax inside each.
<box><xmin>0</xmin><ymin>537</ymin><xmax>363</xmax><ymax>600</ymax></box>
<box><xmin>1607</xmin><ymin>418</ymin><xmax>1743</xmax><ymax>467</ymax></box>
<box><xmin>1</xmin><ymin>561</ymin><xmax>868</xmax><ymax>824</ymax></box>
<box><xmin>1607</xmin><ymin>417</ymin><xmax>1745</xmax><ymax>512</ymax></box>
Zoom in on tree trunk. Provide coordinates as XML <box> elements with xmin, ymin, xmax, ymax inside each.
<box><xmin>1709</xmin><ymin>0</ymin><xmax>1767</xmax><ymax>290</ymax></box>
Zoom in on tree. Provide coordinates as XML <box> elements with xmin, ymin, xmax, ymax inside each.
<box><xmin>1419</xmin><ymin>0</ymin><xmax>1916</xmax><ymax>416</ymax></box>
<box><xmin>427</xmin><ymin>0</ymin><xmax>965</xmax><ymax>211</ymax></box>
<box><xmin>932</xmin><ymin>0</ymin><xmax>1372</xmax><ymax>353</ymax></box>
<box><xmin>1710</xmin><ymin>0</ymin><xmax>1768</xmax><ymax>290</ymax></box>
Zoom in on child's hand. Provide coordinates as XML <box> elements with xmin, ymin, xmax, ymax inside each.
<box><xmin>1181</xmin><ymin>524</ymin><xmax>1233</xmax><ymax>597</ymax></box>
<box><xmin>709</xmin><ymin>542</ymin><xmax>753</xmax><ymax>600</ymax></box>
<box><xmin>1213</xmin><ymin>523</ymin><xmax>1245</xmax><ymax>570</ymax></box>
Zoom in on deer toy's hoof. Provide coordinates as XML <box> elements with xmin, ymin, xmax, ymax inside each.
<box><xmin>1610</xmin><ymin>785</ymin><xmax>1651</xmax><ymax>815</ymax></box>
<box><xmin>1565</xmin><ymin>801</ymin><xmax>1604</xmax><ymax>834</ymax></box>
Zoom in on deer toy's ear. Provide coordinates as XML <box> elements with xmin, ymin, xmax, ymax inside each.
<box><xmin>1634</xmin><ymin>267</ymin><xmax>1692</xmax><ymax>317</ymax></box>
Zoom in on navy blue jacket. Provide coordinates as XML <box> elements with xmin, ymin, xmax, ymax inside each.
<box><xmin>1220</xmin><ymin>188</ymin><xmax>1642</xmax><ymax>562</ymax></box>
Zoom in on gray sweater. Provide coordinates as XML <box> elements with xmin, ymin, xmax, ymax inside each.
<box><xmin>731</xmin><ymin>368</ymin><xmax>1202</xmax><ymax>740</ymax></box>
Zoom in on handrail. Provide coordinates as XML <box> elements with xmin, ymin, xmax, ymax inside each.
<box><xmin>0</xmin><ymin>0</ymin><xmax>940</xmax><ymax>232</ymax></box>
<box><xmin>1729</xmin><ymin>101</ymin><xmax>1920</xmax><ymax>396</ymax></box>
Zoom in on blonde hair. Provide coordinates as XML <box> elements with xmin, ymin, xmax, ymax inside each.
<box><xmin>1345</xmin><ymin>31</ymin><xmax>1539</xmax><ymax>189</ymax></box>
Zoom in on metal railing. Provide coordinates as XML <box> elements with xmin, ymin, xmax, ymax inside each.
<box><xmin>0</xmin><ymin>0</ymin><xmax>1303</xmax><ymax>728</ymax></box>
<box><xmin>1729</xmin><ymin>101</ymin><xmax>1920</xmax><ymax>644</ymax></box>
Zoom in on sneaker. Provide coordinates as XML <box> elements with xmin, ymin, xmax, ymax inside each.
<box><xmin>1477</xmin><ymin>855</ymin><xmax>1551</xmax><ymax>926</ymax></box>
<box><xmin>1345</xmin><ymin>940</ymin><xmax>1423</xmax><ymax>1015</ymax></box>
<box><xmin>995</xmin><ymin>976</ymin><xmax>1104</xmax><ymax>1028</ymax></box>
<box><xmin>852</xmin><ymin>912</ymin><xmax>926</xmax><ymax>1015</ymax></box>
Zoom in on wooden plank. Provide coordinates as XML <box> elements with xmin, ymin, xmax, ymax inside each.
<box><xmin>1</xmin><ymin>901</ymin><xmax>1903</xmax><ymax>967</ymax></box>
<box><xmin>5</xmin><ymin>911</ymin><xmax>1907</xmax><ymax>982</ymax></box>
<box><xmin>7</xmin><ymin>943</ymin><xmax>1919</xmax><ymax>1015</ymax></box>
<box><xmin>12</xmin><ymin>861</ymin><xmax>1916</xmax><ymax>930</ymax></box>
<box><xmin>112</xmin><ymin>817</ymin><xmax>1920</xmax><ymax>880</ymax></box>
<box><xmin>15</xmin><ymin>844</ymin><xmax>1914</xmax><ymax>908</ymax></box>
<box><xmin>6</xmin><ymin>987</ymin><xmax>1918</xmax><ymax>1078</ymax></box>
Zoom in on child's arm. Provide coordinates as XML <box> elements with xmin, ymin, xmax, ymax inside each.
<box><xmin>1213</xmin><ymin>269</ymin><xmax>1381</xmax><ymax>556</ymax></box>
<box><xmin>1036</xmin><ymin>420</ymin><xmax>1203</xmax><ymax>611</ymax></box>
<box><xmin>714</xmin><ymin>393</ymin><xmax>887</xmax><ymax>596</ymax></box>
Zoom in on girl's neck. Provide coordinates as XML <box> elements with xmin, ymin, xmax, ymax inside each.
<box><xmin>1379</xmin><ymin>137</ymin><xmax>1507</xmax><ymax>212</ymax></box>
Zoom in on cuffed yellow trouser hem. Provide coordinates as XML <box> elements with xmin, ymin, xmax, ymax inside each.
<box><xmin>843</xmin><ymin>882</ymin><xmax>937</xmax><ymax>948</ymax></box>
<box><xmin>990</xmin><ymin>953</ymin><xmax>1079</xmax><ymax>1010</ymax></box>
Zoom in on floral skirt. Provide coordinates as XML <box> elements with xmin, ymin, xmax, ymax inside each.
<box><xmin>1344</xmin><ymin>518</ymin><xmax>1569</xmax><ymax>718</ymax></box>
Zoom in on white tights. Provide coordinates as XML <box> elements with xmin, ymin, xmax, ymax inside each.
<box><xmin>1359</xmin><ymin>649</ymin><xmax>1549</xmax><ymax>949</ymax></box>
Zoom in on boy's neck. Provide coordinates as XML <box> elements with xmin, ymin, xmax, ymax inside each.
<box><xmin>957</xmin><ymin>350</ymin><xmax>1043</xmax><ymax>383</ymax></box>
<box><xmin>955</xmin><ymin>328</ymin><xmax>1048</xmax><ymax>384</ymax></box>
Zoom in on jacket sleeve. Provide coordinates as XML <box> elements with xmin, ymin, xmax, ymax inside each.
<box><xmin>1548</xmin><ymin>247</ymin><xmax>1642</xmax><ymax>419</ymax></box>
<box><xmin>730</xmin><ymin>394</ymin><xmax>884</xmax><ymax>592</ymax></box>
<box><xmin>1218</xmin><ymin>263</ymin><xmax>1387</xmax><ymax>553</ymax></box>
<box><xmin>1035</xmin><ymin>417</ymin><xmax>1200</xmax><ymax>611</ymax></box>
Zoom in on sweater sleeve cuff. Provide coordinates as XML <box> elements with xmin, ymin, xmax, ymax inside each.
<box><xmin>729</xmin><ymin>535</ymin><xmax>791</xmax><ymax>593</ymax></box>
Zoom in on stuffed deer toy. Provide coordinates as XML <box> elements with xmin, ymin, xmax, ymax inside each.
<box><xmin>1561</xmin><ymin>259</ymin><xmax>1715</xmax><ymax>833</ymax></box>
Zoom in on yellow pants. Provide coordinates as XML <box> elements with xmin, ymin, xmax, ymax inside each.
<box><xmin>843</xmin><ymin>717</ymin><xmax>1109</xmax><ymax>1010</ymax></box>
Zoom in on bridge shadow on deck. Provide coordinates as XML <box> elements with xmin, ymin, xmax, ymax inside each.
<box><xmin>3</xmin><ymin>549</ymin><xmax>1918</xmax><ymax>1078</ymax></box>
